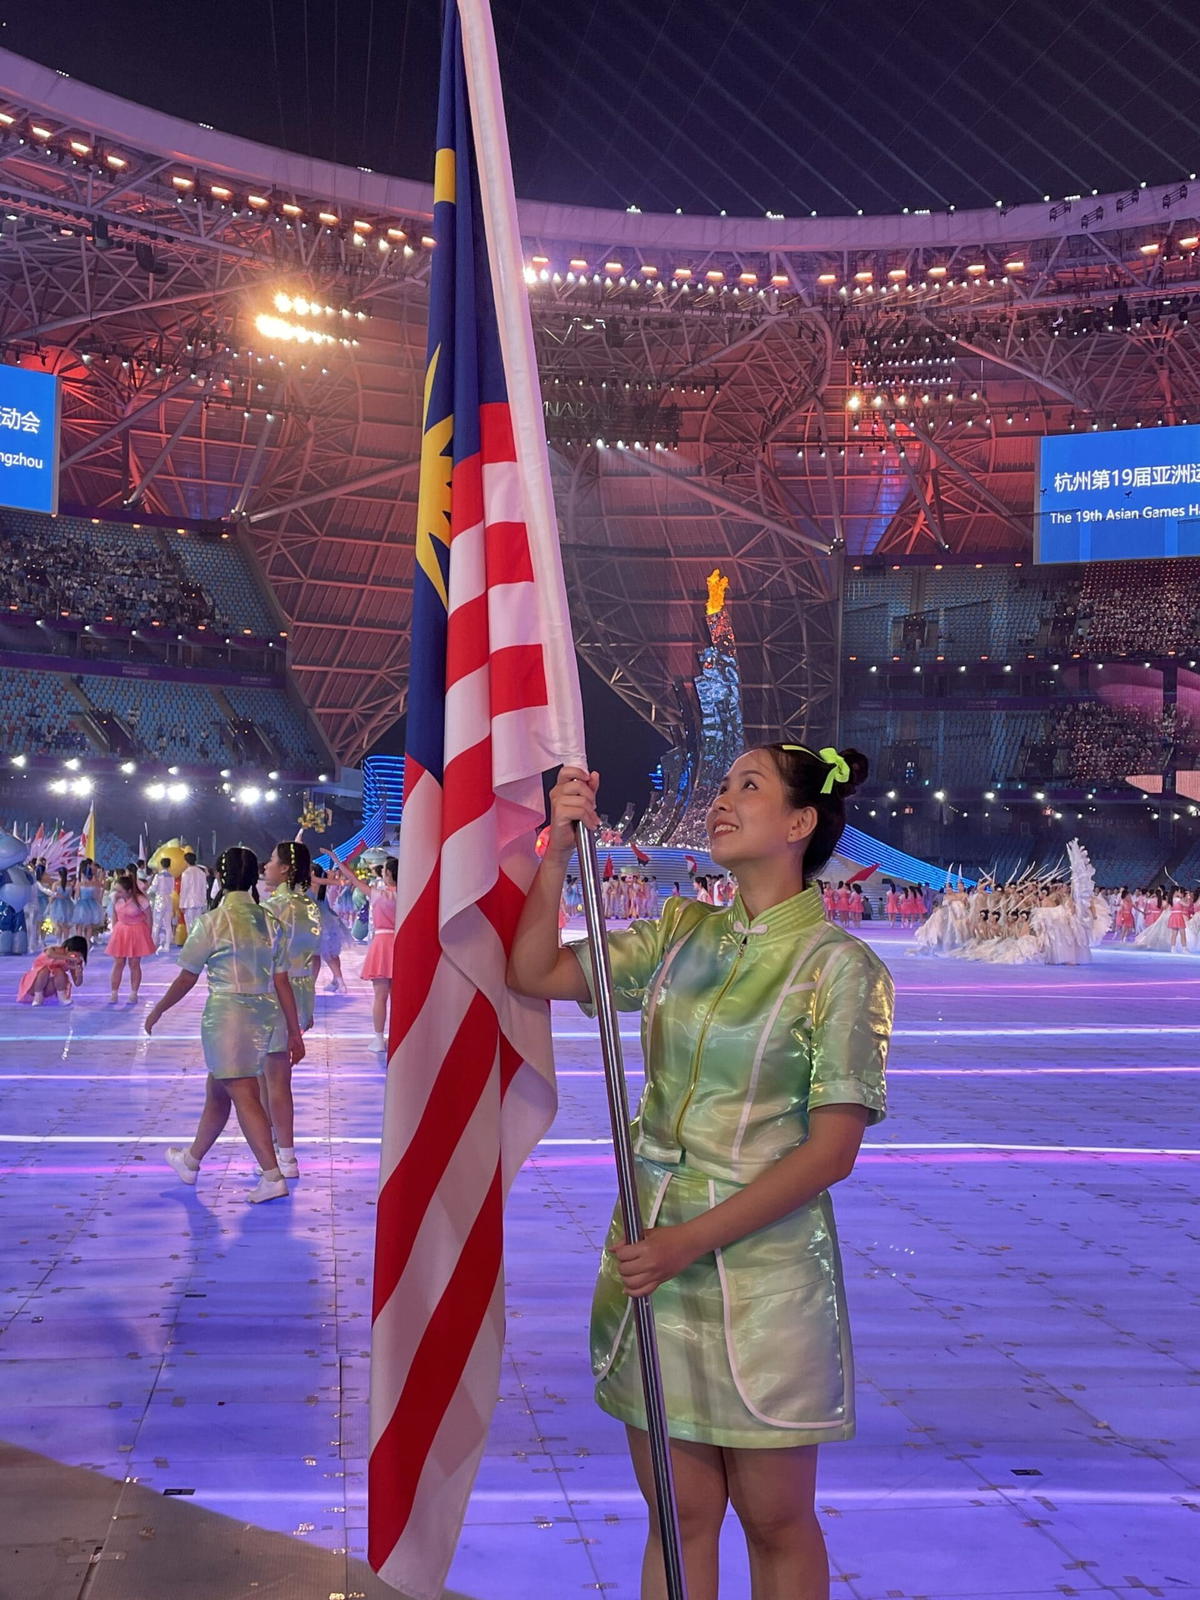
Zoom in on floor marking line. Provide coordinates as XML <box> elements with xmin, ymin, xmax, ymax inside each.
<box><xmin>0</xmin><ymin>1134</ymin><xmax>1195</xmax><ymax>1156</ymax></box>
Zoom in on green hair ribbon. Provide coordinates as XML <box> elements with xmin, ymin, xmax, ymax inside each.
<box><xmin>782</xmin><ymin>744</ymin><xmax>851</xmax><ymax>795</ymax></box>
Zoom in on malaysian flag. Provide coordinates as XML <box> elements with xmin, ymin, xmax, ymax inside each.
<box><xmin>368</xmin><ymin>4</ymin><xmax>585</xmax><ymax>1597</ymax></box>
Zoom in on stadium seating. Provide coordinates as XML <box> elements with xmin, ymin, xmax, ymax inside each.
<box><xmin>0</xmin><ymin>510</ymin><xmax>280</xmax><ymax>637</ymax></box>
<box><xmin>0</xmin><ymin>667</ymin><xmax>90</xmax><ymax>756</ymax></box>
<box><xmin>1168</xmin><ymin>836</ymin><xmax>1200</xmax><ymax>884</ymax></box>
<box><xmin>221</xmin><ymin>686</ymin><xmax>322</xmax><ymax>768</ymax></box>
<box><xmin>173</xmin><ymin>534</ymin><xmax>277</xmax><ymax>636</ymax></box>
<box><xmin>81</xmin><ymin>676</ymin><xmax>228</xmax><ymax>767</ymax></box>
<box><xmin>0</xmin><ymin>664</ymin><xmax>324</xmax><ymax>773</ymax></box>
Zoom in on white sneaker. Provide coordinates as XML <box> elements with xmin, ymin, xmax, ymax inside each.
<box><xmin>31</xmin><ymin>994</ymin><xmax>43</xmax><ymax>1007</ymax></box>
<box><xmin>256</xmin><ymin>1154</ymin><xmax>300</xmax><ymax>1179</ymax></box>
<box><xmin>165</xmin><ymin>1146</ymin><xmax>199</xmax><ymax>1186</ymax></box>
<box><xmin>371</xmin><ymin>1032</ymin><xmax>387</xmax><ymax>1053</ymax></box>
<box><xmin>246</xmin><ymin>1173</ymin><xmax>289</xmax><ymax>1204</ymax></box>
<box><xmin>61</xmin><ymin>994</ymin><xmax>72</xmax><ymax>1007</ymax></box>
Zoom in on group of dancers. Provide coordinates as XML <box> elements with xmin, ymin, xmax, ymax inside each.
<box><xmin>1115</xmin><ymin>886</ymin><xmax>1200</xmax><ymax>952</ymax></box>
<box><xmin>912</xmin><ymin>878</ymin><xmax>1098</xmax><ymax>965</ymax></box>
<box><xmin>16</xmin><ymin>838</ymin><xmax>403</xmax><ymax>1205</ymax></box>
<box><xmin>14</xmin><ymin>842</ymin><xmax>401</xmax><ymax>1051</ymax></box>
<box><xmin>905</xmin><ymin>840</ymin><xmax>1200</xmax><ymax>964</ymax></box>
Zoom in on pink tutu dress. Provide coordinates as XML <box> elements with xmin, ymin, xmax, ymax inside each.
<box><xmin>107</xmin><ymin>895</ymin><xmax>156</xmax><ymax>958</ymax></box>
<box><xmin>18</xmin><ymin>949</ymin><xmax>82</xmax><ymax>1004</ymax></box>
<box><xmin>360</xmin><ymin>886</ymin><xmax>397</xmax><ymax>981</ymax></box>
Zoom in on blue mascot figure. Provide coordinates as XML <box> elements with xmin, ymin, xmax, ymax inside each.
<box><xmin>0</xmin><ymin>827</ymin><xmax>34</xmax><ymax>956</ymax></box>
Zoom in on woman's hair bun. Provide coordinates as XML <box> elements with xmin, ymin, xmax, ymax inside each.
<box><xmin>839</xmin><ymin>748</ymin><xmax>869</xmax><ymax>796</ymax></box>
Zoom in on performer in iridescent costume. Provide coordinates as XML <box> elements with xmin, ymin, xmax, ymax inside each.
<box><xmin>509</xmin><ymin>744</ymin><xmax>893</xmax><ymax>1600</ymax></box>
<box><xmin>145</xmin><ymin>846</ymin><xmax>305</xmax><ymax>1204</ymax></box>
<box><xmin>259</xmin><ymin>839</ymin><xmax>323</xmax><ymax>1180</ymax></box>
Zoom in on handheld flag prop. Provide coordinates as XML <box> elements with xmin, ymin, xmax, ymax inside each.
<box><xmin>368</xmin><ymin>7</ymin><xmax>688</xmax><ymax>1598</ymax></box>
<box><xmin>80</xmin><ymin>804</ymin><xmax>96</xmax><ymax>865</ymax></box>
<box><xmin>367</xmin><ymin>3</ymin><xmax>585</xmax><ymax>1595</ymax></box>
<box><xmin>845</xmin><ymin>862</ymin><xmax>878</xmax><ymax>884</ymax></box>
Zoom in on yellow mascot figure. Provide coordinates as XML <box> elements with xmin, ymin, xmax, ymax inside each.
<box><xmin>150</xmin><ymin>838</ymin><xmax>194</xmax><ymax>947</ymax></box>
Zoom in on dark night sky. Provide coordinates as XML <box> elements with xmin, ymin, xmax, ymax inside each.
<box><xmin>6</xmin><ymin>1</ymin><xmax>1199</xmax><ymax>218</ymax></box>
<box><xmin>7</xmin><ymin>1</ymin><xmax>1197</xmax><ymax>805</ymax></box>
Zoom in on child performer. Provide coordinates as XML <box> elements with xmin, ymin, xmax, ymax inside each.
<box><xmin>259</xmin><ymin>841</ymin><xmax>323</xmax><ymax>1180</ymax></box>
<box><xmin>18</xmin><ymin>935</ymin><xmax>88</xmax><ymax>1006</ymax></box>
<box><xmin>72</xmin><ymin>858</ymin><xmax>105</xmax><ymax>944</ymax></box>
<box><xmin>310</xmin><ymin>868</ymin><xmax>350</xmax><ymax>993</ymax></box>
<box><xmin>150</xmin><ymin>857</ymin><xmax>176</xmax><ymax>952</ymax></box>
<box><xmin>108</xmin><ymin>873</ymin><xmax>156</xmax><ymax>1002</ymax></box>
<box><xmin>144</xmin><ymin>846</ymin><xmax>304</xmax><ymax>1204</ymax></box>
<box><xmin>331</xmin><ymin>854</ymin><xmax>396</xmax><ymax>1053</ymax></box>
<box><xmin>47</xmin><ymin>869</ymin><xmax>74</xmax><ymax>943</ymax></box>
<box><xmin>509</xmin><ymin>743</ymin><xmax>893</xmax><ymax>1600</ymax></box>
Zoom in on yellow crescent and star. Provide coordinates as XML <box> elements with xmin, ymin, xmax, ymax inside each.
<box><xmin>414</xmin><ymin>145</ymin><xmax>458</xmax><ymax>609</ymax></box>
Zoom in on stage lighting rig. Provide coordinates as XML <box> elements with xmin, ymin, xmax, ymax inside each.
<box><xmin>253</xmin><ymin>290</ymin><xmax>368</xmax><ymax>351</ymax></box>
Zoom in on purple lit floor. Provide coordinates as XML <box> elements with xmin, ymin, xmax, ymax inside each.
<box><xmin>0</xmin><ymin>926</ymin><xmax>1197</xmax><ymax>1599</ymax></box>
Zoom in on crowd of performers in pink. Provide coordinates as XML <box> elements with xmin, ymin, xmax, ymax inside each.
<box><xmin>1113</xmin><ymin>886</ymin><xmax>1200</xmax><ymax>952</ymax></box>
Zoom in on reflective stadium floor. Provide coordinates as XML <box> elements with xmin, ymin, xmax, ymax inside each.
<box><xmin>0</xmin><ymin>926</ymin><xmax>1196</xmax><ymax>1599</ymax></box>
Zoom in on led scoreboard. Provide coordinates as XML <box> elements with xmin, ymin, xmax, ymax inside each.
<box><xmin>0</xmin><ymin>364</ymin><xmax>60</xmax><ymax>515</ymax></box>
<box><xmin>1036</xmin><ymin>423</ymin><xmax>1200</xmax><ymax>563</ymax></box>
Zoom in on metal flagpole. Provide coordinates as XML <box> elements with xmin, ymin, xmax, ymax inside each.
<box><xmin>574</xmin><ymin>823</ymin><xmax>689</xmax><ymax>1600</ymax></box>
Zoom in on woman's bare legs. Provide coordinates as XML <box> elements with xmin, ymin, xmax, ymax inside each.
<box><xmin>110</xmin><ymin>956</ymin><xmax>126</xmax><ymax>1000</ymax></box>
<box><xmin>128</xmin><ymin>956</ymin><xmax>142</xmax><ymax>999</ymax></box>
<box><xmin>371</xmin><ymin>977</ymin><xmax>390</xmax><ymax>1039</ymax></box>
<box><xmin>626</xmin><ymin>1426</ymin><xmax>726</xmax><ymax>1600</ymax></box>
<box><xmin>261</xmin><ymin>1050</ymin><xmax>294</xmax><ymax>1150</ymax></box>
<box><xmin>187</xmin><ymin>1076</ymin><xmax>277</xmax><ymax>1173</ymax></box>
<box><xmin>725</xmin><ymin>1444</ymin><xmax>827</xmax><ymax>1600</ymax></box>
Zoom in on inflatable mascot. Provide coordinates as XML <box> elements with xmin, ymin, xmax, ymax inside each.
<box><xmin>150</xmin><ymin>838</ymin><xmax>193</xmax><ymax>947</ymax></box>
<box><xmin>0</xmin><ymin>827</ymin><xmax>35</xmax><ymax>956</ymax></box>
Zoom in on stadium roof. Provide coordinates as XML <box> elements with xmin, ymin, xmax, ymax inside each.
<box><xmin>2</xmin><ymin>45</ymin><xmax>1200</xmax><ymax>760</ymax></box>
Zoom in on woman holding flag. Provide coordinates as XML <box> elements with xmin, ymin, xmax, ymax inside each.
<box><xmin>510</xmin><ymin>743</ymin><xmax>893</xmax><ymax>1600</ymax></box>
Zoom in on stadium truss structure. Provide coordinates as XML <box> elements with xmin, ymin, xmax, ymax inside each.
<box><xmin>3</xmin><ymin>48</ymin><xmax>1200</xmax><ymax>761</ymax></box>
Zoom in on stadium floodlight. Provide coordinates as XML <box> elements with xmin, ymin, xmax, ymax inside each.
<box><xmin>267</xmin><ymin>770</ymin><xmax>279</xmax><ymax>781</ymax></box>
<box><xmin>933</xmin><ymin>790</ymin><xmax>947</xmax><ymax>802</ymax></box>
<box><xmin>10</xmin><ymin>754</ymin><xmax>26</xmax><ymax>767</ymax></box>
<box><xmin>70</xmin><ymin>777</ymin><xmax>93</xmax><ymax>797</ymax></box>
<box><xmin>64</xmin><ymin>757</ymin><xmax>81</xmax><ymax>771</ymax></box>
<box><xmin>145</xmin><ymin>783</ymin><xmax>167</xmax><ymax>802</ymax></box>
<box><xmin>264</xmin><ymin>789</ymin><xmax>278</xmax><ymax>803</ymax></box>
<box><xmin>237</xmin><ymin>785</ymin><xmax>263</xmax><ymax>807</ymax></box>
<box><xmin>166</xmin><ymin>783</ymin><xmax>189</xmax><ymax>803</ymax></box>
<box><xmin>120</xmin><ymin>761</ymin><xmax>136</xmax><ymax>774</ymax></box>
<box><xmin>48</xmin><ymin>778</ymin><xmax>68</xmax><ymax>795</ymax></box>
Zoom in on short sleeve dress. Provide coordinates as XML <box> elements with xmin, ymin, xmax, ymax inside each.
<box><xmin>178</xmin><ymin>890</ymin><xmax>284</xmax><ymax>1079</ymax></box>
<box><xmin>571</xmin><ymin>886</ymin><xmax>893</xmax><ymax>1450</ymax></box>
<box><xmin>264</xmin><ymin>884</ymin><xmax>323</xmax><ymax>1050</ymax></box>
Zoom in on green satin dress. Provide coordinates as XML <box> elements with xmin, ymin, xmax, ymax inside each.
<box><xmin>264</xmin><ymin>885</ymin><xmax>323</xmax><ymax>1051</ymax></box>
<box><xmin>572</xmin><ymin>886</ymin><xmax>893</xmax><ymax>1449</ymax></box>
<box><xmin>178</xmin><ymin>890</ymin><xmax>284</xmax><ymax>1080</ymax></box>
